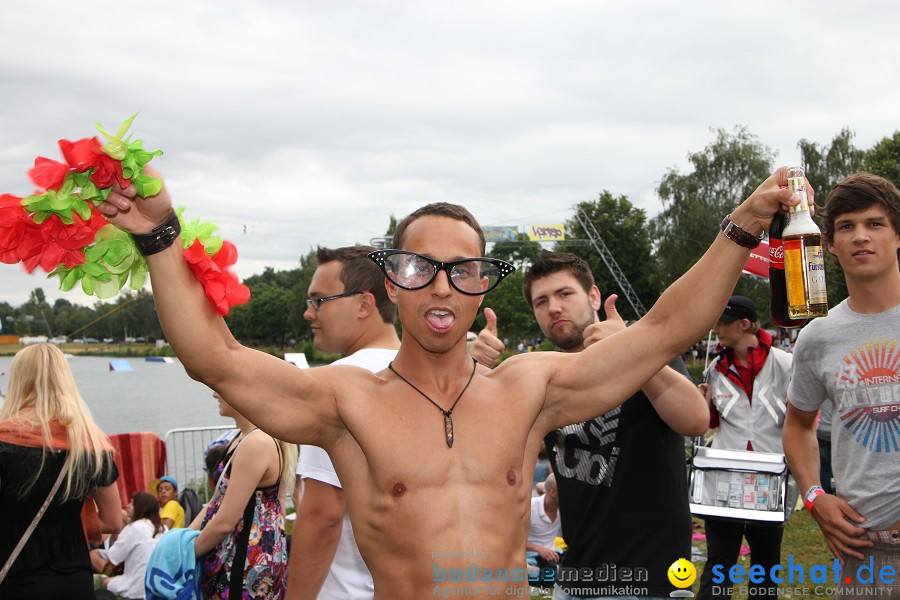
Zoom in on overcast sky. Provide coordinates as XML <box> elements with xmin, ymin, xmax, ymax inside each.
<box><xmin>1</xmin><ymin>0</ymin><xmax>898</xmax><ymax>310</ymax></box>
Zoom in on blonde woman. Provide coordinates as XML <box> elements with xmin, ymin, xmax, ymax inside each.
<box><xmin>192</xmin><ymin>392</ymin><xmax>297</xmax><ymax>599</ymax></box>
<box><xmin>0</xmin><ymin>343</ymin><xmax>122</xmax><ymax>599</ymax></box>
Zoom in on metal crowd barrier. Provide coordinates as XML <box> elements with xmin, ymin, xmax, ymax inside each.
<box><xmin>165</xmin><ymin>425</ymin><xmax>235</xmax><ymax>502</ymax></box>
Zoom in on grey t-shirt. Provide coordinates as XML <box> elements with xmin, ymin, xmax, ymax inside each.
<box><xmin>789</xmin><ymin>299</ymin><xmax>900</xmax><ymax>530</ymax></box>
<box><xmin>815</xmin><ymin>397</ymin><xmax>833</xmax><ymax>439</ymax></box>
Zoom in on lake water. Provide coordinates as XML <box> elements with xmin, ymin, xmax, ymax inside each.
<box><xmin>0</xmin><ymin>354</ymin><xmax>233</xmax><ymax>436</ymax></box>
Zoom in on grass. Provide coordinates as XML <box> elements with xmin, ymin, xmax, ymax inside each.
<box><xmin>0</xmin><ymin>342</ymin><xmax>167</xmax><ymax>357</ymax></box>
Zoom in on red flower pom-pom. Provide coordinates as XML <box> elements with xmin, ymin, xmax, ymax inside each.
<box><xmin>28</xmin><ymin>157</ymin><xmax>70</xmax><ymax>190</ymax></box>
<box><xmin>58</xmin><ymin>137</ymin><xmax>126</xmax><ymax>188</ymax></box>
<box><xmin>14</xmin><ymin>207</ymin><xmax>107</xmax><ymax>273</ymax></box>
<box><xmin>0</xmin><ymin>194</ymin><xmax>31</xmax><ymax>265</ymax></box>
<box><xmin>183</xmin><ymin>240</ymin><xmax>251</xmax><ymax>316</ymax></box>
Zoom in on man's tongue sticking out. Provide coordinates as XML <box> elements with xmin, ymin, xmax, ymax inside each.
<box><xmin>425</xmin><ymin>309</ymin><xmax>455</xmax><ymax>332</ymax></box>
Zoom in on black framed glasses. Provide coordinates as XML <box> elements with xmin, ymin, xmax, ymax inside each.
<box><xmin>368</xmin><ymin>250</ymin><xmax>516</xmax><ymax>296</ymax></box>
<box><xmin>306</xmin><ymin>291</ymin><xmax>363</xmax><ymax>311</ymax></box>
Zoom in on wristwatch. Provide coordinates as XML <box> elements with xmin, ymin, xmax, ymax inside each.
<box><xmin>720</xmin><ymin>214</ymin><xmax>763</xmax><ymax>249</ymax></box>
<box><xmin>803</xmin><ymin>485</ymin><xmax>825</xmax><ymax>513</ymax></box>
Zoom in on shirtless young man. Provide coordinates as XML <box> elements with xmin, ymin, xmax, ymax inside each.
<box><xmin>99</xmin><ymin>166</ymin><xmax>801</xmax><ymax>599</ymax></box>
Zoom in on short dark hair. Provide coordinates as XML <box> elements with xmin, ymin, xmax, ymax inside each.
<box><xmin>822</xmin><ymin>172</ymin><xmax>900</xmax><ymax>267</ymax></box>
<box><xmin>392</xmin><ymin>203</ymin><xmax>486</xmax><ymax>255</ymax></box>
<box><xmin>317</xmin><ymin>246</ymin><xmax>396</xmax><ymax>323</ymax></box>
<box><xmin>523</xmin><ymin>250</ymin><xmax>595</xmax><ymax>306</ymax></box>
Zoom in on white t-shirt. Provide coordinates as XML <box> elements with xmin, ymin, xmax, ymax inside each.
<box><xmin>106</xmin><ymin>518</ymin><xmax>161</xmax><ymax>599</ymax></box>
<box><xmin>527</xmin><ymin>495</ymin><xmax>562</xmax><ymax>549</ymax></box>
<box><xmin>296</xmin><ymin>348</ymin><xmax>397</xmax><ymax>600</ymax></box>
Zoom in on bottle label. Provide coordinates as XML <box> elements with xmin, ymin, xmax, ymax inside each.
<box><xmin>785</xmin><ymin>239</ymin><xmax>828</xmax><ymax>308</ymax></box>
<box><xmin>805</xmin><ymin>245</ymin><xmax>828</xmax><ymax>303</ymax></box>
<box><xmin>769</xmin><ymin>238</ymin><xmax>785</xmax><ymax>270</ymax></box>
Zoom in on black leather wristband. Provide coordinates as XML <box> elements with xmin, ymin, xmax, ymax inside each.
<box><xmin>720</xmin><ymin>214</ymin><xmax>762</xmax><ymax>249</ymax></box>
<box><xmin>131</xmin><ymin>212</ymin><xmax>181</xmax><ymax>256</ymax></box>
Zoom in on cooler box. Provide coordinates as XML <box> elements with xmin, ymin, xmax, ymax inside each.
<box><xmin>688</xmin><ymin>446</ymin><xmax>795</xmax><ymax>523</ymax></box>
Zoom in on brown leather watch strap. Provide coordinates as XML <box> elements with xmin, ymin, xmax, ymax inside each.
<box><xmin>720</xmin><ymin>214</ymin><xmax>762</xmax><ymax>249</ymax></box>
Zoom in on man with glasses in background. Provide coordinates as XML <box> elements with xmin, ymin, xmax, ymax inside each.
<box><xmin>101</xmin><ymin>169</ymin><xmax>801</xmax><ymax>598</ymax></box>
<box><xmin>287</xmin><ymin>246</ymin><xmax>400</xmax><ymax>600</ymax></box>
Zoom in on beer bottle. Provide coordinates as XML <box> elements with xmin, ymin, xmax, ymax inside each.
<box><xmin>783</xmin><ymin>167</ymin><xmax>828</xmax><ymax>319</ymax></box>
<box><xmin>769</xmin><ymin>209</ymin><xmax>807</xmax><ymax>328</ymax></box>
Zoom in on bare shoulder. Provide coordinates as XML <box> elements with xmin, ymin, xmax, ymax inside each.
<box><xmin>237</xmin><ymin>429</ymin><xmax>277</xmax><ymax>453</ymax></box>
<box><xmin>484</xmin><ymin>350</ymin><xmax>567</xmax><ymax>382</ymax></box>
<box><xmin>314</xmin><ymin>362</ymin><xmax>389</xmax><ymax>398</ymax></box>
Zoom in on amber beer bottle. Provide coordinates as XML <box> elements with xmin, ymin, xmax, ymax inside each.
<box><xmin>769</xmin><ymin>209</ymin><xmax>807</xmax><ymax>328</ymax></box>
<box><xmin>783</xmin><ymin>167</ymin><xmax>828</xmax><ymax>319</ymax></box>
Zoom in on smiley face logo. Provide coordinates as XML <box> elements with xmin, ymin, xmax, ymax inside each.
<box><xmin>668</xmin><ymin>558</ymin><xmax>696</xmax><ymax>588</ymax></box>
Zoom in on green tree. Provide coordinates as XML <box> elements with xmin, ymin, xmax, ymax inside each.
<box><xmin>475</xmin><ymin>236</ymin><xmax>544</xmax><ymax>340</ymax></box>
<box><xmin>798</xmin><ymin>128</ymin><xmax>864</xmax><ymax>201</ymax></box>
<box><xmin>386</xmin><ymin>214</ymin><xmax>398</xmax><ymax>238</ymax></box>
<box><xmin>472</xmin><ymin>270</ymin><xmax>542</xmax><ymax>343</ymax></box>
<box><xmin>234</xmin><ymin>283</ymin><xmax>294</xmax><ymax>346</ymax></box>
<box><xmin>488</xmin><ymin>235</ymin><xmax>542</xmax><ymax>269</ymax></box>
<box><xmin>556</xmin><ymin>191</ymin><xmax>659</xmax><ymax>322</ymax></box>
<box><xmin>19</xmin><ymin>288</ymin><xmax>54</xmax><ymax>336</ymax></box>
<box><xmin>863</xmin><ymin>131</ymin><xmax>900</xmax><ymax>187</ymax></box>
<box><xmin>651</xmin><ymin>127</ymin><xmax>775</xmax><ymax>289</ymax></box>
<box><xmin>290</xmin><ymin>249</ymin><xmax>320</xmax><ymax>342</ymax></box>
<box><xmin>0</xmin><ymin>302</ymin><xmax>15</xmax><ymax>334</ymax></box>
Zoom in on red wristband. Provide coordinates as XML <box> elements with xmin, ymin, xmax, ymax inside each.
<box><xmin>804</xmin><ymin>486</ymin><xmax>825</xmax><ymax>513</ymax></box>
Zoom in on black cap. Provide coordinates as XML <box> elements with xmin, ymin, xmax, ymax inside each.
<box><xmin>720</xmin><ymin>295</ymin><xmax>758</xmax><ymax>323</ymax></box>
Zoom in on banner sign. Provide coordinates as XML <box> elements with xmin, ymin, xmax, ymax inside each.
<box><xmin>742</xmin><ymin>240</ymin><xmax>770</xmax><ymax>278</ymax></box>
<box><xmin>528</xmin><ymin>224</ymin><xmax>566</xmax><ymax>241</ymax></box>
<box><xmin>482</xmin><ymin>226</ymin><xmax>519</xmax><ymax>242</ymax></box>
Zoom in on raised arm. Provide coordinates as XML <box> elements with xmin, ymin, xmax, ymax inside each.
<box><xmin>539</xmin><ymin>167</ymin><xmax>802</xmax><ymax>429</ymax></box>
<box><xmin>583</xmin><ymin>295</ymin><xmax>708</xmax><ymax>436</ymax></box>
<box><xmin>98</xmin><ymin>169</ymin><xmax>343</xmax><ymax>445</ymax></box>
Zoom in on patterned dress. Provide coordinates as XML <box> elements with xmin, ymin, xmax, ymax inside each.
<box><xmin>201</xmin><ymin>434</ymin><xmax>287</xmax><ymax>599</ymax></box>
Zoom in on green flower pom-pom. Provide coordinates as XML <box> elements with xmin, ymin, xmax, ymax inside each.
<box><xmin>49</xmin><ymin>225</ymin><xmax>148</xmax><ymax>298</ymax></box>
<box><xmin>21</xmin><ymin>177</ymin><xmax>93</xmax><ymax>225</ymax></box>
<box><xmin>178</xmin><ymin>208</ymin><xmax>223</xmax><ymax>256</ymax></box>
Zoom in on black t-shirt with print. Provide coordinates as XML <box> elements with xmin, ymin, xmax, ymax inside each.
<box><xmin>544</xmin><ymin>358</ymin><xmax>693</xmax><ymax>597</ymax></box>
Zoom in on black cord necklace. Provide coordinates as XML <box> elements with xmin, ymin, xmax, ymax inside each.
<box><xmin>388</xmin><ymin>357</ymin><xmax>477</xmax><ymax>448</ymax></box>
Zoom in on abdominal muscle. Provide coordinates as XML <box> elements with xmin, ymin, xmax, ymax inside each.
<box><xmin>351</xmin><ymin>474</ymin><xmax>532</xmax><ymax>599</ymax></box>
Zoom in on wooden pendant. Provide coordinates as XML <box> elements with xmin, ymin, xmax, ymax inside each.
<box><xmin>444</xmin><ymin>414</ymin><xmax>454</xmax><ymax>448</ymax></box>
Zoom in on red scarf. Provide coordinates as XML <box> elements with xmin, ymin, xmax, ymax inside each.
<box><xmin>0</xmin><ymin>417</ymin><xmax>105</xmax><ymax>544</ymax></box>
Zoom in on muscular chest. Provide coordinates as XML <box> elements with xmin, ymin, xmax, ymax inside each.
<box><xmin>334</xmin><ymin>380</ymin><xmax>539</xmax><ymax>496</ymax></box>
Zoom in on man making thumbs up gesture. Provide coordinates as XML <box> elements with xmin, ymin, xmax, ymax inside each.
<box><xmin>471</xmin><ymin>250</ymin><xmax>708</xmax><ymax>600</ymax></box>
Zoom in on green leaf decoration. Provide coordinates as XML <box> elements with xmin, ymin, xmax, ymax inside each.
<box><xmin>121</xmin><ymin>140</ymin><xmax>163</xmax><ymax>180</ymax></box>
<box><xmin>179</xmin><ymin>209</ymin><xmax>223</xmax><ymax>256</ymax></box>
<box><xmin>50</xmin><ymin>224</ymin><xmax>148</xmax><ymax>299</ymax></box>
<box><xmin>129</xmin><ymin>259</ymin><xmax>148</xmax><ymax>290</ymax></box>
<box><xmin>21</xmin><ymin>185</ymin><xmax>91</xmax><ymax>225</ymax></box>
<box><xmin>96</xmin><ymin>113</ymin><xmax>138</xmax><ymax>160</ymax></box>
<box><xmin>133</xmin><ymin>173</ymin><xmax>162</xmax><ymax>197</ymax></box>
<box><xmin>81</xmin><ymin>275</ymin><xmax>94</xmax><ymax>296</ymax></box>
<box><xmin>93</xmin><ymin>274</ymin><xmax>127</xmax><ymax>299</ymax></box>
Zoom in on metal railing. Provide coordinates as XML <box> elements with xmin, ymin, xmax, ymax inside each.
<box><xmin>165</xmin><ymin>426</ymin><xmax>235</xmax><ymax>502</ymax></box>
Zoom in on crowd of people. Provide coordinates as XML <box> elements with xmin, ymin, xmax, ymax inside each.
<box><xmin>1</xmin><ymin>168</ymin><xmax>897</xmax><ymax>600</ymax></box>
